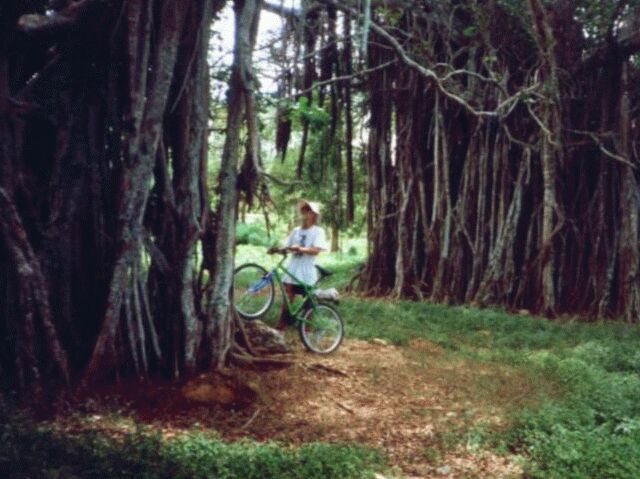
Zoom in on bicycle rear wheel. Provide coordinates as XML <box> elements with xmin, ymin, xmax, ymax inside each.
<box><xmin>233</xmin><ymin>263</ymin><xmax>274</xmax><ymax>319</ymax></box>
<box><xmin>299</xmin><ymin>302</ymin><xmax>344</xmax><ymax>354</ymax></box>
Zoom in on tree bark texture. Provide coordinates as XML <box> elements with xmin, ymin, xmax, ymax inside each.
<box><xmin>0</xmin><ymin>0</ymin><xmax>227</xmax><ymax>395</ymax></box>
<box><xmin>357</xmin><ymin>1</ymin><xmax>640</xmax><ymax>321</ymax></box>
<box><xmin>207</xmin><ymin>0</ymin><xmax>263</xmax><ymax>370</ymax></box>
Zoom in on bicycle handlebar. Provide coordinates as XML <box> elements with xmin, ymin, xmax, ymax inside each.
<box><xmin>267</xmin><ymin>247</ymin><xmax>289</xmax><ymax>255</ymax></box>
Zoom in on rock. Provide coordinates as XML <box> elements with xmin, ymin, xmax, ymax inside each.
<box><xmin>181</xmin><ymin>372</ymin><xmax>258</xmax><ymax>409</ymax></box>
<box><xmin>371</xmin><ymin>338</ymin><xmax>389</xmax><ymax>346</ymax></box>
<box><xmin>183</xmin><ymin>383</ymin><xmax>236</xmax><ymax>406</ymax></box>
<box><xmin>243</xmin><ymin>320</ymin><xmax>291</xmax><ymax>354</ymax></box>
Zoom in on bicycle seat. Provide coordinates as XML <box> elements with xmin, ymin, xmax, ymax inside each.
<box><xmin>315</xmin><ymin>265</ymin><xmax>334</xmax><ymax>279</ymax></box>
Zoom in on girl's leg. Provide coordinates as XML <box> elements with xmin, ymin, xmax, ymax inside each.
<box><xmin>277</xmin><ymin>283</ymin><xmax>296</xmax><ymax>330</ymax></box>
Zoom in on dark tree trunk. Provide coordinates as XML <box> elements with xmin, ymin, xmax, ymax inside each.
<box><xmin>0</xmin><ymin>0</ymin><xmax>231</xmax><ymax>397</ymax></box>
<box><xmin>617</xmin><ymin>62</ymin><xmax>640</xmax><ymax>322</ymax></box>
<box><xmin>355</xmin><ymin>0</ymin><xmax>640</xmax><ymax>321</ymax></box>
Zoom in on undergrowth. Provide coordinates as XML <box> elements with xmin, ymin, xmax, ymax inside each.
<box><xmin>0</xmin><ymin>406</ymin><xmax>385</xmax><ymax>479</ymax></box>
<box><xmin>339</xmin><ymin>295</ymin><xmax>640</xmax><ymax>477</ymax></box>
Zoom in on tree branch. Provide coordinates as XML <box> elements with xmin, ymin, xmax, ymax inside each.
<box><xmin>277</xmin><ymin>60</ymin><xmax>396</xmax><ymax>100</ymax></box>
<box><xmin>569</xmin><ymin>129</ymin><xmax>637</xmax><ymax>169</ymax></box>
<box><xmin>17</xmin><ymin>0</ymin><xmax>93</xmax><ymax>36</ymax></box>
<box><xmin>316</xmin><ymin>0</ymin><xmax>514</xmax><ymax>118</ymax></box>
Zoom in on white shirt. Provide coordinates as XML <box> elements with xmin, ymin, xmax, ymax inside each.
<box><xmin>282</xmin><ymin>225</ymin><xmax>328</xmax><ymax>285</ymax></box>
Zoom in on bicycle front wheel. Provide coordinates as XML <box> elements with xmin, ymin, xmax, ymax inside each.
<box><xmin>233</xmin><ymin>263</ymin><xmax>274</xmax><ymax>320</ymax></box>
<box><xmin>299</xmin><ymin>302</ymin><xmax>344</xmax><ymax>354</ymax></box>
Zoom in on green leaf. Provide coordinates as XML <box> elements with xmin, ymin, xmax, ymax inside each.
<box><xmin>463</xmin><ymin>26</ymin><xmax>478</xmax><ymax>38</ymax></box>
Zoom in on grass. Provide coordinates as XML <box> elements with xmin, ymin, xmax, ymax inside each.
<box><xmin>278</xmin><ymin>251</ymin><xmax>640</xmax><ymax>479</ymax></box>
<box><xmin>0</xmin><ymin>406</ymin><xmax>385</xmax><ymax>479</ymax></box>
<box><xmin>342</xmin><ymin>298</ymin><xmax>640</xmax><ymax>477</ymax></box>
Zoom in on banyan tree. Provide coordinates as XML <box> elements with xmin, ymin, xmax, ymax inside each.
<box><xmin>269</xmin><ymin>0</ymin><xmax>640</xmax><ymax>320</ymax></box>
<box><xmin>2</xmin><ymin>0</ymin><xmax>640</xmax><ymax>399</ymax></box>
<box><xmin>357</xmin><ymin>0</ymin><xmax>640</xmax><ymax>321</ymax></box>
<box><xmin>0</xmin><ymin>0</ymin><xmax>266</xmax><ymax>397</ymax></box>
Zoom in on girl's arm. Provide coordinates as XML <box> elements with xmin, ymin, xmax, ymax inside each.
<box><xmin>292</xmin><ymin>246</ymin><xmax>322</xmax><ymax>255</ymax></box>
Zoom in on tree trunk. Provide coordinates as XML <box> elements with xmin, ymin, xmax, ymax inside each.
<box><xmin>354</xmin><ymin>0</ymin><xmax>640</xmax><ymax>321</ymax></box>
<box><xmin>207</xmin><ymin>0</ymin><xmax>262</xmax><ymax>370</ymax></box>
<box><xmin>84</xmin><ymin>0</ymin><xmax>191</xmax><ymax>384</ymax></box>
<box><xmin>0</xmin><ymin>0</ymin><xmax>228</xmax><ymax>395</ymax></box>
<box><xmin>617</xmin><ymin>62</ymin><xmax>640</xmax><ymax>322</ymax></box>
<box><xmin>343</xmin><ymin>12</ymin><xmax>355</xmax><ymax>225</ymax></box>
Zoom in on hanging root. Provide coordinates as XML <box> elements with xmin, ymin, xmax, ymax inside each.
<box><xmin>0</xmin><ymin>188</ymin><xmax>71</xmax><ymax>393</ymax></box>
<box><xmin>83</xmin><ymin>246</ymin><xmax>160</xmax><ymax>386</ymax></box>
<box><xmin>229</xmin><ymin>345</ymin><xmax>294</xmax><ymax>371</ymax></box>
<box><xmin>233</xmin><ymin>308</ymin><xmax>259</xmax><ymax>357</ymax></box>
<box><xmin>229</xmin><ymin>307</ymin><xmax>293</xmax><ymax>370</ymax></box>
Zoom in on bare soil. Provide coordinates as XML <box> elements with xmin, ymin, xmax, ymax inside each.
<box><xmin>65</xmin><ymin>338</ymin><xmax>531</xmax><ymax>478</ymax></box>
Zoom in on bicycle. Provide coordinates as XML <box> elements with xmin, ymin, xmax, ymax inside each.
<box><xmin>232</xmin><ymin>247</ymin><xmax>344</xmax><ymax>354</ymax></box>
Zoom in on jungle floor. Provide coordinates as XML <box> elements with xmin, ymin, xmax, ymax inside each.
<box><xmin>58</xmin><ymin>336</ymin><xmax>528</xmax><ymax>479</ymax></box>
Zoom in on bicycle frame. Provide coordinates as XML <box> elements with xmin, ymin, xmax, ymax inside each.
<box><xmin>270</xmin><ymin>254</ymin><xmax>319</xmax><ymax>324</ymax></box>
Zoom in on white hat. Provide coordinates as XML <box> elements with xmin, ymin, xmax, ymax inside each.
<box><xmin>298</xmin><ymin>199</ymin><xmax>321</xmax><ymax>216</ymax></box>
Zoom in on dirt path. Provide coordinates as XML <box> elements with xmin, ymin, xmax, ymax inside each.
<box><xmin>70</xmin><ymin>338</ymin><xmax>527</xmax><ymax>478</ymax></box>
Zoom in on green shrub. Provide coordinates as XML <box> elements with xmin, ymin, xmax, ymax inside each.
<box><xmin>507</xmin><ymin>404</ymin><xmax>640</xmax><ymax>478</ymax></box>
<box><xmin>503</xmin><ymin>355</ymin><xmax>640</xmax><ymax>478</ymax></box>
<box><xmin>0</xmin><ymin>407</ymin><xmax>385</xmax><ymax>479</ymax></box>
<box><xmin>236</xmin><ymin>223</ymin><xmax>272</xmax><ymax>247</ymax></box>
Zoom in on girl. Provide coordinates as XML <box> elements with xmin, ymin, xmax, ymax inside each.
<box><xmin>276</xmin><ymin>200</ymin><xmax>327</xmax><ymax>329</ymax></box>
